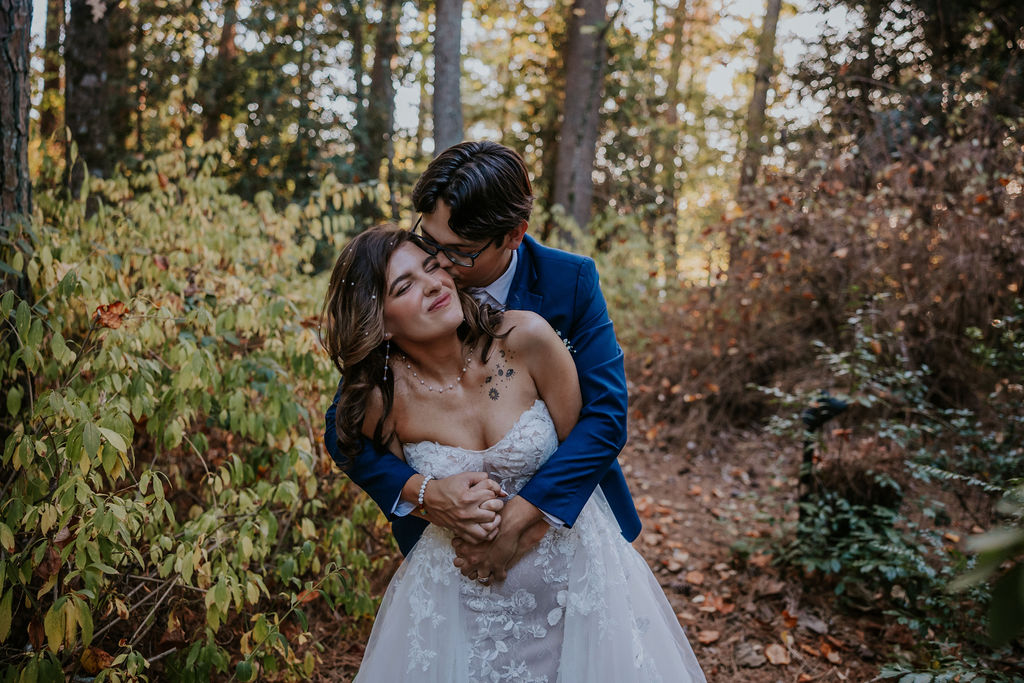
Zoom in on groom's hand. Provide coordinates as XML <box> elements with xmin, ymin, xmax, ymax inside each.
<box><xmin>451</xmin><ymin>497</ymin><xmax>548</xmax><ymax>581</ymax></box>
<box><xmin>409</xmin><ymin>472</ymin><xmax>505</xmax><ymax>542</ymax></box>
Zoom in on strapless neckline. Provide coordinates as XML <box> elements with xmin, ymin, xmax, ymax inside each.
<box><xmin>404</xmin><ymin>399</ymin><xmax>547</xmax><ymax>455</ymax></box>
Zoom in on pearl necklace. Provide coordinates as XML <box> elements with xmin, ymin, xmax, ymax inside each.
<box><xmin>401</xmin><ymin>352</ymin><xmax>472</xmax><ymax>393</ymax></box>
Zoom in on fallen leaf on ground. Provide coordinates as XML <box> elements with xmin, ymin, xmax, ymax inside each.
<box><xmin>749</xmin><ymin>552</ymin><xmax>772</xmax><ymax>567</ymax></box>
<box><xmin>781</xmin><ymin>609</ymin><xmax>798</xmax><ymax>629</ymax></box>
<box><xmin>697</xmin><ymin>630</ymin><xmax>720</xmax><ymax>644</ymax></box>
<box><xmin>821</xmin><ymin>642</ymin><xmax>842</xmax><ymax>664</ymax></box>
<box><xmin>765</xmin><ymin>643</ymin><xmax>790</xmax><ymax>665</ymax></box>
<box><xmin>685</xmin><ymin>570</ymin><xmax>705</xmax><ymax>585</ymax></box>
<box><xmin>735</xmin><ymin>640</ymin><xmax>767</xmax><ymax>668</ymax></box>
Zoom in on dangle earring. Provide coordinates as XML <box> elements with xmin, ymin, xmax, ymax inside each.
<box><xmin>383</xmin><ymin>337</ymin><xmax>391</xmax><ymax>381</ymax></box>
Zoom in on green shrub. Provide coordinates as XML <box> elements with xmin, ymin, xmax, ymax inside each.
<box><xmin>0</xmin><ymin>150</ymin><xmax>390</xmax><ymax>681</ymax></box>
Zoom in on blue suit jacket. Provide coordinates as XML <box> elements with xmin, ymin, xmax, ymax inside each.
<box><xmin>324</xmin><ymin>235</ymin><xmax>641</xmax><ymax>555</ymax></box>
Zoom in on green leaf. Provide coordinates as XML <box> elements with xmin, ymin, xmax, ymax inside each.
<box><xmin>236</xmin><ymin>659</ymin><xmax>254</xmax><ymax>682</ymax></box>
<box><xmin>0</xmin><ymin>290</ymin><xmax>13</xmax><ymax>317</ymax></box>
<box><xmin>15</xmin><ymin>301</ymin><xmax>30</xmax><ymax>338</ymax></box>
<box><xmin>6</xmin><ymin>386</ymin><xmax>22</xmax><ymax>417</ymax></box>
<box><xmin>0</xmin><ymin>524</ymin><xmax>13</xmax><ymax>552</ymax></box>
<box><xmin>76</xmin><ymin>597</ymin><xmax>93</xmax><ymax>647</ymax></box>
<box><xmin>214</xmin><ymin>581</ymin><xmax>229</xmax><ymax>612</ymax></box>
<box><xmin>0</xmin><ymin>261</ymin><xmax>21</xmax><ymax>279</ymax></box>
<box><xmin>50</xmin><ymin>332</ymin><xmax>75</xmax><ymax>366</ymax></box>
<box><xmin>83</xmin><ymin>423</ymin><xmax>100</xmax><ymax>459</ymax></box>
<box><xmin>98</xmin><ymin>428</ymin><xmax>127</xmax><ymax>453</ymax></box>
<box><xmin>0</xmin><ymin>590</ymin><xmax>12</xmax><ymax>642</ymax></box>
<box><xmin>44</xmin><ymin>604</ymin><xmax>64</xmax><ymax>653</ymax></box>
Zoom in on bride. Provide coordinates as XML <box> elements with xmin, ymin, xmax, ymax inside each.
<box><xmin>321</xmin><ymin>225</ymin><xmax>705</xmax><ymax>682</ymax></box>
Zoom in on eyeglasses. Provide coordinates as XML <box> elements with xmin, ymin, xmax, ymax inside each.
<box><xmin>410</xmin><ymin>217</ymin><xmax>494</xmax><ymax>267</ymax></box>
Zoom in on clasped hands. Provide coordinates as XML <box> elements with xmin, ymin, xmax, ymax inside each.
<box><xmin>418</xmin><ymin>471</ymin><xmax>548</xmax><ymax>584</ymax></box>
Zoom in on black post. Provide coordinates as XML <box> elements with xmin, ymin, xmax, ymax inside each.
<box><xmin>799</xmin><ymin>392</ymin><xmax>849</xmax><ymax>518</ymax></box>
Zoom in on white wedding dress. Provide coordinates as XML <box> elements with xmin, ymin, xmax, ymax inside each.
<box><xmin>354</xmin><ymin>400</ymin><xmax>706</xmax><ymax>682</ymax></box>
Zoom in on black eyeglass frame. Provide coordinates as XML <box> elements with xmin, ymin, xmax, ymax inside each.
<box><xmin>410</xmin><ymin>217</ymin><xmax>495</xmax><ymax>267</ymax></box>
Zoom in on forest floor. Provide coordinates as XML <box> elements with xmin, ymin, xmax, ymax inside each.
<box><xmin>620</xmin><ymin>418</ymin><xmax>892</xmax><ymax>683</ymax></box>
<box><xmin>314</xmin><ymin>417</ymin><xmax>904</xmax><ymax>682</ymax></box>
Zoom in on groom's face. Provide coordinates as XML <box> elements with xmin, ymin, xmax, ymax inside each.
<box><xmin>418</xmin><ymin>201</ymin><xmax>521</xmax><ymax>289</ymax></box>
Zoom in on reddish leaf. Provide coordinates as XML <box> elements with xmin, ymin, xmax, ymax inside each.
<box><xmin>81</xmin><ymin>647</ymin><xmax>115</xmax><ymax>674</ymax></box>
<box><xmin>94</xmin><ymin>302</ymin><xmax>129</xmax><ymax>329</ymax></box>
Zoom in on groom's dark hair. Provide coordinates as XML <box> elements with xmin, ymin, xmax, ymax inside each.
<box><xmin>411</xmin><ymin>141</ymin><xmax>534</xmax><ymax>243</ymax></box>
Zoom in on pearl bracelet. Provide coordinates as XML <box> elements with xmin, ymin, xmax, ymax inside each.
<box><xmin>417</xmin><ymin>475</ymin><xmax>434</xmax><ymax>515</ymax></box>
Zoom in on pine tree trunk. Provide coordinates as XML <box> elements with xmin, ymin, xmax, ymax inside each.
<box><xmin>550</xmin><ymin>0</ymin><xmax>607</xmax><ymax>242</ymax></box>
<box><xmin>66</xmin><ymin>0</ymin><xmax>114</xmax><ymax>191</ymax></box>
<box><xmin>40</xmin><ymin>0</ymin><xmax>64</xmax><ymax>139</ymax></box>
<box><xmin>432</xmin><ymin>0</ymin><xmax>463</xmax><ymax>154</ymax></box>
<box><xmin>658</xmin><ymin>0</ymin><xmax>687</xmax><ymax>270</ymax></box>
<box><xmin>1</xmin><ymin>0</ymin><xmax>32</xmax><ymax>229</ymax></box>
<box><xmin>351</xmin><ymin>0</ymin><xmax>398</xmax><ymax>183</ymax></box>
<box><xmin>737</xmin><ymin>0</ymin><xmax>781</xmax><ymax>195</ymax></box>
<box><xmin>204</xmin><ymin>0</ymin><xmax>239</xmax><ymax>142</ymax></box>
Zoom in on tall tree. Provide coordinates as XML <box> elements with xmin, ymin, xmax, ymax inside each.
<box><xmin>66</xmin><ymin>0</ymin><xmax>122</xmax><ymax>189</ymax></box>
<box><xmin>203</xmin><ymin>0</ymin><xmax>240</xmax><ymax>142</ymax></box>
<box><xmin>350</xmin><ymin>0</ymin><xmax>400</xmax><ymax>184</ymax></box>
<box><xmin>0</xmin><ymin>0</ymin><xmax>32</xmax><ymax>229</ymax></box>
<box><xmin>737</xmin><ymin>0</ymin><xmax>781</xmax><ymax>195</ymax></box>
<box><xmin>550</xmin><ymin>0</ymin><xmax>608</xmax><ymax>239</ymax></box>
<box><xmin>432</xmin><ymin>0</ymin><xmax>463</xmax><ymax>153</ymax></box>
<box><xmin>40</xmin><ymin>0</ymin><xmax>64</xmax><ymax>139</ymax></box>
<box><xmin>656</xmin><ymin>0</ymin><xmax>688</xmax><ymax>269</ymax></box>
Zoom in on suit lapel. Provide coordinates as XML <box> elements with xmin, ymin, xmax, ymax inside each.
<box><xmin>507</xmin><ymin>238</ymin><xmax>543</xmax><ymax>313</ymax></box>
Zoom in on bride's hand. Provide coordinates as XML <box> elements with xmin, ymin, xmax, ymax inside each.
<box><xmin>451</xmin><ymin>497</ymin><xmax>547</xmax><ymax>581</ymax></box>
<box><xmin>420</xmin><ymin>472</ymin><xmax>505</xmax><ymax>542</ymax></box>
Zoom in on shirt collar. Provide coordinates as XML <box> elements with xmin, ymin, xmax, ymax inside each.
<box><xmin>481</xmin><ymin>249</ymin><xmax>518</xmax><ymax>307</ymax></box>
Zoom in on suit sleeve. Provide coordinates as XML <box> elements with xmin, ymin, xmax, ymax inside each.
<box><xmin>324</xmin><ymin>381</ymin><xmax>417</xmax><ymax>520</ymax></box>
<box><xmin>515</xmin><ymin>260</ymin><xmax>628</xmax><ymax>527</ymax></box>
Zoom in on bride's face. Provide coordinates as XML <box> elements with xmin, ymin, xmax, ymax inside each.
<box><xmin>382</xmin><ymin>242</ymin><xmax>464</xmax><ymax>344</ymax></box>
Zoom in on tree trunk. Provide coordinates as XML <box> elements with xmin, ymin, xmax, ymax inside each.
<box><xmin>66</xmin><ymin>0</ymin><xmax>114</xmax><ymax>191</ymax></box>
<box><xmin>1</xmin><ymin>0</ymin><xmax>32</xmax><ymax>230</ymax></box>
<box><xmin>350</xmin><ymin>0</ymin><xmax>398</xmax><ymax>183</ymax></box>
<box><xmin>432</xmin><ymin>0</ymin><xmax>463</xmax><ymax>154</ymax></box>
<box><xmin>204</xmin><ymin>0</ymin><xmax>239</xmax><ymax>142</ymax></box>
<box><xmin>40</xmin><ymin>0</ymin><xmax>64</xmax><ymax>139</ymax></box>
<box><xmin>657</xmin><ymin>0</ymin><xmax>687</xmax><ymax>262</ymax></box>
<box><xmin>550</xmin><ymin>0</ymin><xmax>608</xmax><ymax>241</ymax></box>
<box><xmin>414</xmin><ymin>69</ymin><xmax>429</xmax><ymax>160</ymax></box>
<box><xmin>737</xmin><ymin>0</ymin><xmax>781</xmax><ymax>195</ymax></box>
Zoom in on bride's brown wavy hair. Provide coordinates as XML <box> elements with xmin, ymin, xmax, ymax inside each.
<box><xmin>320</xmin><ymin>224</ymin><xmax>505</xmax><ymax>466</ymax></box>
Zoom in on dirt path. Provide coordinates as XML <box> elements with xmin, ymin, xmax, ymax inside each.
<box><xmin>621</xmin><ymin>420</ymin><xmax>886</xmax><ymax>682</ymax></box>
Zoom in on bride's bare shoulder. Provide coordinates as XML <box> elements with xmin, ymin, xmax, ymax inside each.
<box><xmin>498</xmin><ymin>310</ymin><xmax>561</xmax><ymax>353</ymax></box>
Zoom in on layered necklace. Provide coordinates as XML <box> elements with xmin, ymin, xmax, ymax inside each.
<box><xmin>400</xmin><ymin>348</ymin><xmax>473</xmax><ymax>393</ymax></box>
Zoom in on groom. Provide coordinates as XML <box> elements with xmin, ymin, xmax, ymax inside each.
<box><xmin>323</xmin><ymin>141</ymin><xmax>640</xmax><ymax>581</ymax></box>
